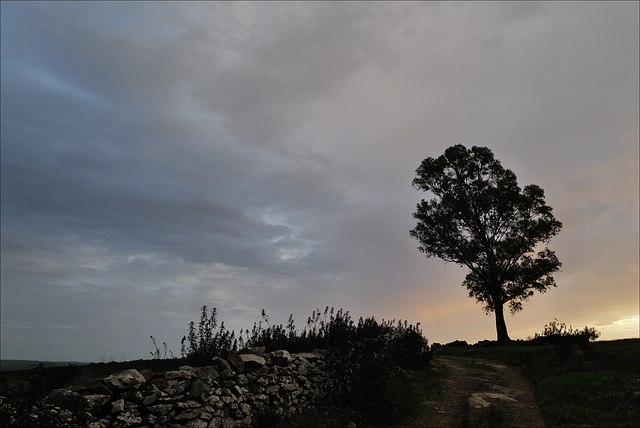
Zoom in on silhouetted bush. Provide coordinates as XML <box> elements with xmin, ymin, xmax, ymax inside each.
<box><xmin>528</xmin><ymin>318</ymin><xmax>600</xmax><ymax>346</ymax></box>
<box><xmin>180</xmin><ymin>306</ymin><xmax>237</xmax><ymax>366</ymax></box>
<box><xmin>441</xmin><ymin>340</ymin><xmax>469</xmax><ymax>349</ymax></box>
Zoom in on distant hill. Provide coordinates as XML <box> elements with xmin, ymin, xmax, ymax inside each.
<box><xmin>0</xmin><ymin>360</ymin><xmax>90</xmax><ymax>372</ymax></box>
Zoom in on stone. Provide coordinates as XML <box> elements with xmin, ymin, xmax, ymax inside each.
<box><xmin>226</xmin><ymin>350</ymin><xmax>245</xmax><ymax>373</ymax></box>
<box><xmin>110</xmin><ymin>399</ymin><xmax>125</xmax><ymax>413</ymax></box>
<box><xmin>221</xmin><ymin>417</ymin><xmax>235</xmax><ymax>428</ymax></box>
<box><xmin>296</xmin><ymin>352</ymin><xmax>322</xmax><ymax>362</ymax></box>
<box><xmin>45</xmin><ymin>389</ymin><xmax>89</xmax><ymax>410</ymax></box>
<box><xmin>84</xmin><ymin>394</ymin><xmax>111</xmax><ymax>411</ymax></box>
<box><xmin>186</xmin><ymin>420</ymin><xmax>209</xmax><ymax>428</ymax></box>
<box><xmin>87</xmin><ymin>418</ymin><xmax>111</xmax><ymax>428</ymax></box>
<box><xmin>190</xmin><ymin>378</ymin><xmax>206</xmax><ymax>397</ymax></box>
<box><xmin>220</xmin><ymin>369</ymin><xmax>237</xmax><ymax>380</ymax></box>
<box><xmin>469</xmin><ymin>392</ymin><xmax>516</xmax><ymax>408</ymax></box>
<box><xmin>139</xmin><ymin>369</ymin><xmax>154</xmax><ymax>382</ymax></box>
<box><xmin>193</xmin><ymin>366</ymin><xmax>219</xmax><ymax>380</ymax></box>
<box><xmin>105</xmin><ymin>369</ymin><xmax>146</xmax><ymax>390</ymax></box>
<box><xmin>88</xmin><ymin>381</ymin><xmax>113</xmax><ymax>398</ymax></box>
<box><xmin>66</xmin><ymin>384</ymin><xmax>88</xmax><ymax>394</ymax></box>
<box><xmin>266</xmin><ymin>385</ymin><xmax>280</xmax><ymax>395</ymax></box>
<box><xmin>166</xmin><ymin>369</ymin><xmax>192</xmax><ymax>381</ymax></box>
<box><xmin>230</xmin><ymin>385</ymin><xmax>244</xmax><ymax>396</ymax></box>
<box><xmin>239</xmin><ymin>353</ymin><xmax>267</xmax><ymax>368</ymax></box>
<box><xmin>208</xmin><ymin>417</ymin><xmax>223</xmax><ymax>428</ymax></box>
<box><xmin>174</xmin><ymin>408</ymin><xmax>204</xmax><ymax>420</ymax></box>
<box><xmin>141</xmin><ymin>393</ymin><xmax>157</xmax><ymax>406</ymax></box>
<box><xmin>270</xmin><ymin>350</ymin><xmax>292</xmax><ymax>366</ymax></box>
<box><xmin>238</xmin><ymin>346</ymin><xmax>266</xmax><ymax>355</ymax></box>
<box><xmin>211</xmin><ymin>357</ymin><xmax>232</xmax><ymax>372</ymax></box>
<box><xmin>115</xmin><ymin>411</ymin><xmax>142</xmax><ymax>425</ymax></box>
<box><xmin>146</xmin><ymin>403</ymin><xmax>174</xmax><ymax>415</ymax></box>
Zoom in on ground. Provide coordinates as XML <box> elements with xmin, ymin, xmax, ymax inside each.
<box><xmin>399</xmin><ymin>356</ymin><xmax>547</xmax><ymax>428</ymax></box>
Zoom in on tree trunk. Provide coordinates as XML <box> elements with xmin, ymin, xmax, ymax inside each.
<box><xmin>494</xmin><ymin>302</ymin><xmax>511</xmax><ymax>343</ymax></box>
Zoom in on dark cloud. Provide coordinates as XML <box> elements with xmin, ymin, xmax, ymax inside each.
<box><xmin>1</xmin><ymin>2</ymin><xmax>637</xmax><ymax>361</ymax></box>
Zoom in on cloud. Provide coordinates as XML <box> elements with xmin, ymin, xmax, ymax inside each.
<box><xmin>1</xmin><ymin>1</ymin><xmax>637</xmax><ymax>361</ymax></box>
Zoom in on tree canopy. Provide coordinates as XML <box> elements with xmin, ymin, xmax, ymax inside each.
<box><xmin>410</xmin><ymin>144</ymin><xmax>562</xmax><ymax>342</ymax></box>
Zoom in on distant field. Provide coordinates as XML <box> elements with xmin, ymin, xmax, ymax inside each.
<box><xmin>0</xmin><ymin>360</ymin><xmax>90</xmax><ymax>372</ymax></box>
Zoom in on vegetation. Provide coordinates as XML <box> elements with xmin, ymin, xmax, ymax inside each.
<box><xmin>410</xmin><ymin>144</ymin><xmax>562</xmax><ymax>342</ymax></box>
<box><xmin>528</xmin><ymin>317</ymin><xmax>600</xmax><ymax>344</ymax></box>
<box><xmin>4</xmin><ymin>310</ymin><xmax>634</xmax><ymax>428</ymax></box>
<box><xmin>180</xmin><ymin>305</ymin><xmax>431</xmax><ymax>425</ymax></box>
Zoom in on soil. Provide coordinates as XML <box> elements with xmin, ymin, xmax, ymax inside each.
<box><xmin>400</xmin><ymin>356</ymin><xmax>547</xmax><ymax>428</ymax></box>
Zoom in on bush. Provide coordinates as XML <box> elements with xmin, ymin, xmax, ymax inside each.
<box><xmin>180</xmin><ymin>306</ymin><xmax>237</xmax><ymax>366</ymax></box>
<box><xmin>528</xmin><ymin>318</ymin><xmax>600</xmax><ymax>346</ymax></box>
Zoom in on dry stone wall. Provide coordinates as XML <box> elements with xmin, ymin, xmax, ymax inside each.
<box><xmin>36</xmin><ymin>349</ymin><xmax>349</xmax><ymax>427</ymax></box>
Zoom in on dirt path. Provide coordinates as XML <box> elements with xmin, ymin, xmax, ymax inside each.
<box><xmin>398</xmin><ymin>356</ymin><xmax>546</xmax><ymax>428</ymax></box>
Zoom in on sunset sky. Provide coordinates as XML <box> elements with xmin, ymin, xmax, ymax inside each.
<box><xmin>1</xmin><ymin>2</ymin><xmax>638</xmax><ymax>362</ymax></box>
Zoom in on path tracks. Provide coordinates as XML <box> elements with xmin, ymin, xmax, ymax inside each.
<box><xmin>397</xmin><ymin>356</ymin><xmax>546</xmax><ymax>428</ymax></box>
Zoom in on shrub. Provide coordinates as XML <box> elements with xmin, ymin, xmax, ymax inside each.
<box><xmin>180</xmin><ymin>306</ymin><xmax>237</xmax><ymax>365</ymax></box>
<box><xmin>529</xmin><ymin>318</ymin><xmax>600</xmax><ymax>346</ymax></box>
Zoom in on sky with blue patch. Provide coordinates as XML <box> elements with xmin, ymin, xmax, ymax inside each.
<box><xmin>1</xmin><ymin>2</ymin><xmax>638</xmax><ymax>362</ymax></box>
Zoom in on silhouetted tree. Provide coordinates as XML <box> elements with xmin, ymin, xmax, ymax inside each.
<box><xmin>410</xmin><ymin>144</ymin><xmax>562</xmax><ymax>343</ymax></box>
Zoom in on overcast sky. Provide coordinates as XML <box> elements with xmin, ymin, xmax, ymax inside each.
<box><xmin>1</xmin><ymin>2</ymin><xmax>638</xmax><ymax>362</ymax></box>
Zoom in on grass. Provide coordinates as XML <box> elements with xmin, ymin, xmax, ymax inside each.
<box><xmin>439</xmin><ymin>339</ymin><xmax>640</xmax><ymax>428</ymax></box>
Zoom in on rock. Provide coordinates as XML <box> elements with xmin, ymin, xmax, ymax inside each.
<box><xmin>230</xmin><ymin>385</ymin><xmax>244</xmax><ymax>396</ymax></box>
<box><xmin>115</xmin><ymin>411</ymin><xmax>142</xmax><ymax>425</ymax></box>
<box><xmin>45</xmin><ymin>389</ymin><xmax>89</xmax><ymax>409</ymax></box>
<box><xmin>296</xmin><ymin>352</ymin><xmax>322</xmax><ymax>362</ymax></box>
<box><xmin>190</xmin><ymin>378</ymin><xmax>207</xmax><ymax>397</ymax></box>
<box><xmin>141</xmin><ymin>393</ymin><xmax>157</xmax><ymax>406</ymax></box>
<box><xmin>88</xmin><ymin>380</ymin><xmax>113</xmax><ymax>398</ymax></box>
<box><xmin>211</xmin><ymin>356</ymin><xmax>232</xmax><ymax>372</ymax></box>
<box><xmin>239</xmin><ymin>353</ymin><xmax>267</xmax><ymax>368</ymax></box>
<box><xmin>66</xmin><ymin>384</ymin><xmax>88</xmax><ymax>394</ymax></box>
<box><xmin>166</xmin><ymin>369</ymin><xmax>192</xmax><ymax>380</ymax></box>
<box><xmin>87</xmin><ymin>418</ymin><xmax>111</xmax><ymax>428</ymax></box>
<box><xmin>270</xmin><ymin>350</ymin><xmax>292</xmax><ymax>366</ymax></box>
<box><xmin>221</xmin><ymin>417</ymin><xmax>236</xmax><ymax>428</ymax></box>
<box><xmin>140</xmin><ymin>369</ymin><xmax>154</xmax><ymax>382</ymax></box>
<box><xmin>174</xmin><ymin>408</ymin><xmax>204</xmax><ymax>420</ymax></box>
<box><xmin>146</xmin><ymin>403</ymin><xmax>174</xmax><ymax>415</ymax></box>
<box><xmin>186</xmin><ymin>420</ymin><xmax>209</xmax><ymax>428</ymax></box>
<box><xmin>238</xmin><ymin>346</ymin><xmax>266</xmax><ymax>356</ymax></box>
<box><xmin>110</xmin><ymin>398</ymin><xmax>125</xmax><ymax>413</ymax></box>
<box><xmin>469</xmin><ymin>392</ymin><xmax>516</xmax><ymax>408</ymax></box>
<box><xmin>220</xmin><ymin>369</ymin><xmax>237</xmax><ymax>380</ymax></box>
<box><xmin>105</xmin><ymin>369</ymin><xmax>146</xmax><ymax>390</ymax></box>
<box><xmin>226</xmin><ymin>350</ymin><xmax>245</xmax><ymax>373</ymax></box>
<box><xmin>84</xmin><ymin>394</ymin><xmax>111</xmax><ymax>411</ymax></box>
